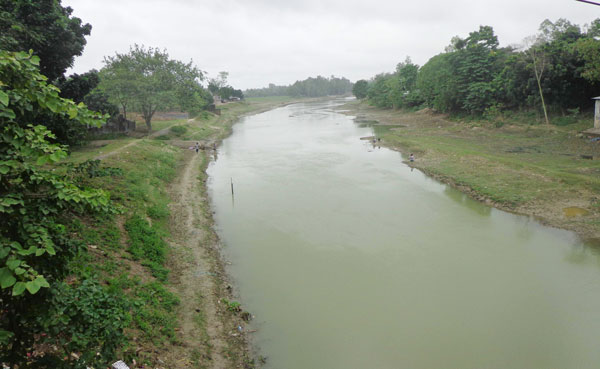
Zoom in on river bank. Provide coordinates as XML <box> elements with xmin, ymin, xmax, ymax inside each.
<box><xmin>339</xmin><ymin>99</ymin><xmax>600</xmax><ymax>243</ymax></box>
<box><xmin>67</xmin><ymin>96</ymin><xmax>318</xmax><ymax>368</ymax></box>
<box><xmin>207</xmin><ymin>99</ymin><xmax>600</xmax><ymax>369</ymax></box>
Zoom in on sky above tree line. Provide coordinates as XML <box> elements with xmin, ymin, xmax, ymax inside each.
<box><xmin>64</xmin><ymin>0</ymin><xmax>598</xmax><ymax>90</ymax></box>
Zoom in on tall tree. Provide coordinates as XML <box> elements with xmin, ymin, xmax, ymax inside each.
<box><xmin>0</xmin><ymin>0</ymin><xmax>92</xmax><ymax>81</ymax></box>
<box><xmin>98</xmin><ymin>45</ymin><xmax>205</xmax><ymax>130</ymax></box>
<box><xmin>352</xmin><ymin>80</ymin><xmax>368</xmax><ymax>99</ymax></box>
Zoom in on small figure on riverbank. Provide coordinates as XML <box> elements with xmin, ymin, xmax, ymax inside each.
<box><xmin>194</xmin><ymin>142</ymin><xmax>200</xmax><ymax>153</ymax></box>
<box><xmin>409</xmin><ymin>153</ymin><xmax>415</xmax><ymax>162</ymax></box>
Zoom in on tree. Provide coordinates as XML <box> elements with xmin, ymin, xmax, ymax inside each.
<box><xmin>57</xmin><ymin>70</ymin><xmax>100</xmax><ymax>103</ymax></box>
<box><xmin>0</xmin><ymin>50</ymin><xmax>121</xmax><ymax>367</ymax></box>
<box><xmin>99</xmin><ymin>45</ymin><xmax>205</xmax><ymax>130</ymax></box>
<box><xmin>388</xmin><ymin>57</ymin><xmax>420</xmax><ymax>108</ymax></box>
<box><xmin>417</xmin><ymin>53</ymin><xmax>458</xmax><ymax>112</ymax></box>
<box><xmin>453</xmin><ymin>26</ymin><xmax>501</xmax><ymax>114</ymax></box>
<box><xmin>0</xmin><ymin>0</ymin><xmax>92</xmax><ymax>81</ymax></box>
<box><xmin>208</xmin><ymin>71</ymin><xmax>229</xmax><ymax>95</ymax></box>
<box><xmin>575</xmin><ymin>37</ymin><xmax>600</xmax><ymax>83</ymax></box>
<box><xmin>352</xmin><ymin>80</ymin><xmax>368</xmax><ymax>99</ymax></box>
<box><xmin>524</xmin><ymin>35</ymin><xmax>550</xmax><ymax>125</ymax></box>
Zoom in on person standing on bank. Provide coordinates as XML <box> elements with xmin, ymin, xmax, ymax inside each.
<box><xmin>194</xmin><ymin>142</ymin><xmax>200</xmax><ymax>153</ymax></box>
<box><xmin>409</xmin><ymin>153</ymin><xmax>415</xmax><ymax>162</ymax></box>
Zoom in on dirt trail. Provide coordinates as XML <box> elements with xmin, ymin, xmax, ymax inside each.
<box><xmin>95</xmin><ymin>126</ymin><xmax>174</xmax><ymax>160</ymax></box>
<box><xmin>167</xmin><ymin>150</ymin><xmax>230</xmax><ymax>369</ymax></box>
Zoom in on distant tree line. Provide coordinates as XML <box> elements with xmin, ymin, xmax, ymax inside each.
<box><xmin>245</xmin><ymin>75</ymin><xmax>353</xmax><ymax>98</ymax></box>
<box><xmin>355</xmin><ymin>19</ymin><xmax>600</xmax><ymax>122</ymax></box>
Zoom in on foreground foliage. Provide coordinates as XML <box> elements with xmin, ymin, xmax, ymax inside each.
<box><xmin>0</xmin><ymin>50</ymin><xmax>129</xmax><ymax>368</ymax></box>
<box><xmin>0</xmin><ymin>0</ymin><xmax>91</xmax><ymax>82</ymax></box>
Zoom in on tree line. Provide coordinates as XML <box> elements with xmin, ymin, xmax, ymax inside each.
<box><xmin>354</xmin><ymin>19</ymin><xmax>600</xmax><ymax>123</ymax></box>
<box><xmin>245</xmin><ymin>75</ymin><xmax>353</xmax><ymax>98</ymax></box>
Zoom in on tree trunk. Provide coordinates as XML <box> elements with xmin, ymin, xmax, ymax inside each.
<box><xmin>534</xmin><ymin>68</ymin><xmax>550</xmax><ymax>126</ymax></box>
<box><xmin>531</xmin><ymin>52</ymin><xmax>550</xmax><ymax>126</ymax></box>
<box><xmin>142</xmin><ymin>105</ymin><xmax>154</xmax><ymax>132</ymax></box>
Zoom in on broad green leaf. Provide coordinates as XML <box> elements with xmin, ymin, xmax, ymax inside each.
<box><xmin>35</xmin><ymin>275</ymin><xmax>49</xmax><ymax>288</ymax></box>
<box><xmin>0</xmin><ymin>329</ymin><xmax>14</xmax><ymax>345</ymax></box>
<box><xmin>0</xmin><ymin>108</ymin><xmax>15</xmax><ymax>119</ymax></box>
<box><xmin>12</xmin><ymin>282</ymin><xmax>26</xmax><ymax>296</ymax></box>
<box><xmin>0</xmin><ymin>90</ymin><xmax>8</xmax><ymax>106</ymax></box>
<box><xmin>0</xmin><ymin>268</ymin><xmax>16</xmax><ymax>289</ymax></box>
<box><xmin>67</xmin><ymin>107</ymin><xmax>78</xmax><ymax>119</ymax></box>
<box><xmin>14</xmin><ymin>267</ymin><xmax>26</xmax><ymax>275</ymax></box>
<box><xmin>45</xmin><ymin>98</ymin><xmax>58</xmax><ymax>112</ymax></box>
<box><xmin>25</xmin><ymin>280</ymin><xmax>41</xmax><ymax>294</ymax></box>
<box><xmin>36</xmin><ymin>155</ymin><xmax>49</xmax><ymax>165</ymax></box>
<box><xmin>17</xmin><ymin>246</ymin><xmax>37</xmax><ymax>256</ymax></box>
<box><xmin>6</xmin><ymin>259</ymin><xmax>20</xmax><ymax>270</ymax></box>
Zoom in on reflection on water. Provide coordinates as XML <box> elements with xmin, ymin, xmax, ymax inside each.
<box><xmin>443</xmin><ymin>186</ymin><xmax>492</xmax><ymax>217</ymax></box>
<box><xmin>208</xmin><ymin>100</ymin><xmax>600</xmax><ymax>369</ymax></box>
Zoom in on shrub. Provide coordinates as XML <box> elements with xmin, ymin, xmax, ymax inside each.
<box><xmin>170</xmin><ymin>125</ymin><xmax>187</xmax><ymax>135</ymax></box>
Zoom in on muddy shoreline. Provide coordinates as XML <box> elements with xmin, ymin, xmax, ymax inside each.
<box><xmin>183</xmin><ymin>98</ymin><xmax>332</xmax><ymax>367</ymax></box>
<box><xmin>337</xmin><ymin>101</ymin><xmax>600</xmax><ymax>244</ymax></box>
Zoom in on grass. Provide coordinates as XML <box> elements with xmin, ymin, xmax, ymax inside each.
<box><xmin>349</xmin><ymin>100</ymin><xmax>600</xmax><ymax>238</ymax></box>
<box><xmin>65</xmin><ymin>139</ymin><xmax>183</xmax><ymax>366</ymax></box>
<box><xmin>62</xmin><ymin>98</ymin><xmax>305</xmax><ymax>367</ymax></box>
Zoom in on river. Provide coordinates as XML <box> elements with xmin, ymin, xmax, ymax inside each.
<box><xmin>207</xmin><ymin>99</ymin><xmax>600</xmax><ymax>369</ymax></box>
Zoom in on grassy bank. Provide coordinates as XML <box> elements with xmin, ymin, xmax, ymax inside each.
<box><xmin>66</xmin><ymin>97</ymin><xmax>305</xmax><ymax>368</ymax></box>
<box><xmin>343</xmin><ymin>100</ymin><xmax>600</xmax><ymax>242</ymax></box>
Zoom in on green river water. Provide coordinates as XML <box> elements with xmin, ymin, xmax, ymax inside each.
<box><xmin>207</xmin><ymin>99</ymin><xmax>600</xmax><ymax>369</ymax></box>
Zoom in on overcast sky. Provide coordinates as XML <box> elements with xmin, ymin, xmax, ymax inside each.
<box><xmin>63</xmin><ymin>0</ymin><xmax>598</xmax><ymax>90</ymax></box>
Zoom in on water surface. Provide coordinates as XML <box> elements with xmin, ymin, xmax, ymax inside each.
<box><xmin>208</xmin><ymin>100</ymin><xmax>600</xmax><ymax>369</ymax></box>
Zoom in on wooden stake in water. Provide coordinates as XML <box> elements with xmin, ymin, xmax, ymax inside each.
<box><xmin>231</xmin><ymin>177</ymin><xmax>234</xmax><ymax>196</ymax></box>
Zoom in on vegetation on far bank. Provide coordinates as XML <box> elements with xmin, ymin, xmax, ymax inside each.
<box><xmin>245</xmin><ymin>75</ymin><xmax>353</xmax><ymax>98</ymax></box>
<box><xmin>354</xmin><ymin>19</ymin><xmax>600</xmax><ymax>122</ymax></box>
<box><xmin>346</xmin><ymin>100</ymin><xmax>600</xmax><ymax>240</ymax></box>
<box><xmin>345</xmin><ymin>17</ymin><xmax>600</xmax><ymax>240</ymax></box>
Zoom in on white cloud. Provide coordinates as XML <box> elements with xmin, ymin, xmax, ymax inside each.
<box><xmin>63</xmin><ymin>0</ymin><xmax>599</xmax><ymax>89</ymax></box>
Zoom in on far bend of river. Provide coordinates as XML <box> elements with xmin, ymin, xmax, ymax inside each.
<box><xmin>207</xmin><ymin>99</ymin><xmax>600</xmax><ymax>369</ymax></box>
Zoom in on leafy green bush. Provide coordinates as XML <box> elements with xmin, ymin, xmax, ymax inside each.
<box><xmin>170</xmin><ymin>125</ymin><xmax>187</xmax><ymax>135</ymax></box>
<box><xmin>0</xmin><ymin>50</ymin><xmax>116</xmax><ymax>365</ymax></box>
<box><xmin>38</xmin><ymin>279</ymin><xmax>131</xmax><ymax>369</ymax></box>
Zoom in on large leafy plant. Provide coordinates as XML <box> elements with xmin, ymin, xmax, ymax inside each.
<box><xmin>0</xmin><ymin>50</ymin><xmax>114</xmax><ymax>364</ymax></box>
